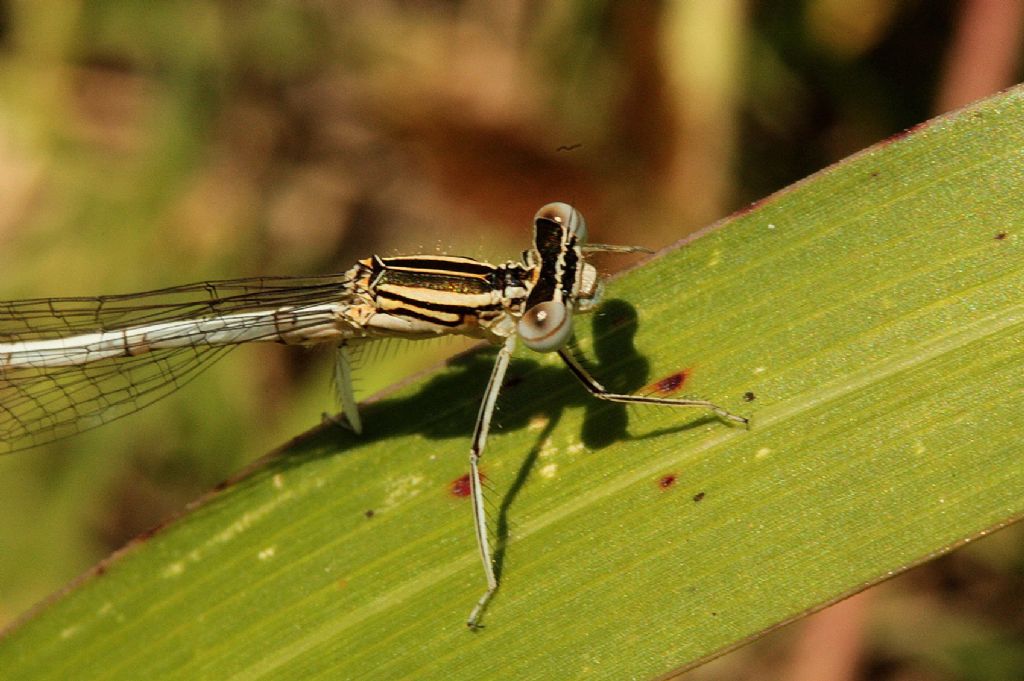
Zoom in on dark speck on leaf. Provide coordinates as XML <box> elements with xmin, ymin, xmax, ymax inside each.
<box><xmin>503</xmin><ymin>374</ymin><xmax>524</xmax><ymax>389</ymax></box>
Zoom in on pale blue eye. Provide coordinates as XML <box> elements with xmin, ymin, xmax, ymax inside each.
<box><xmin>534</xmin><ymin>202</ymin><xmax>587</xmax><ymax>243</ymax></box>
<box><xmin>518</xmin><ymin>300</ymin><xmax>572</xmax><ymax>352</ymax></box>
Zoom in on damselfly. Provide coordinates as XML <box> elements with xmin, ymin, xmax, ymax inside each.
<box><xmin>0</xmin><ymin>202</ymin><xmax>748</xmax><ymax>626</ymax></box>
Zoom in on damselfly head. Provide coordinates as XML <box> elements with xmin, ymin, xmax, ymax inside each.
<box><xmin>516</xmin><ymin>203</ymin><xmax>585</xmax><ymax>352</ymax></box>
<box><xmin>519</xmin><ymin>202</ymin><xmax>648</xmax><ymax>349</ymax></box>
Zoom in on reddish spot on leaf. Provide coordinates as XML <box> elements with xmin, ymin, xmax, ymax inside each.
<box><xmin>659</xmin><ymin>474</ymin><xmax>677</xmax><ymax>489</ymax></box>
<box><xmin>451</xmin><ymin>474</ymin><xmax>472</xmax><ymax>497</ymax></box>
<box><xmin>450</xmin><ymin>472</ymin><xmax>485</xmax><ymax>498</ymax></box>
<box><xmin>881</xmin><ymin>121</ymin><xmax>926</xmax><ymax>145</ymax></box>
<box><xmin>605</xmin><ymin>312</ymin><xmax>633</xmax><ymax>332</ymax></box>
<box><xmin>135</xmin><ymin>524</ymin><xmax>161</xmax><ymax>543</ymax></box>
<box><xmin>654</xmin><ymin>370</ymin><xmax>689</xmax><ymax>395</ymax></box>
<box><xmin>729</xmin><ymin>194</ymin><xmax>775</xmax><ymax>219</ymax></box>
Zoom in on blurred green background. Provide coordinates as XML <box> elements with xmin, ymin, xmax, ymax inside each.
<box><xmin>0</xmin><ymin>2</ymin><xmax>1022</xmax><ymax>679</ymax></box>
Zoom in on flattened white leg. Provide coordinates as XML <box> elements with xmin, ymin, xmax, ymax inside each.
<box><xmin>332</xmin><ymin>340</ymin><xmax>363</xmax><ymax>434</ymax></box>
<box><xmin>558</xmin><ymin>348</ymin><xmax>749</xmax><ymax>426</ymax></box>
<box><xmin>466</xmin><ymin>335</ymin><xmax>516</xmax><ymax>628</ymax></box>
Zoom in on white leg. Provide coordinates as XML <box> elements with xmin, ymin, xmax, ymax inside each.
<box><xmin>466</xmin><ymin>335</ymin><xmax>516</xmax><ymax>628</ymax></box>
<box><xmin>558</xmin><ymin>348</ymin><xmax>749</xmax><ymax>426</ymax></box>
<box><xmin>332</xmin><ymin>340</ymin><xmax>363</xmax><ymax>434</ymax></box>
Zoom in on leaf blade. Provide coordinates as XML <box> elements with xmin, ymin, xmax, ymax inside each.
<box><xmin>4</xmin><ymin>86</ymin><xmax>1024</xmax><ymax>680</ymax></box>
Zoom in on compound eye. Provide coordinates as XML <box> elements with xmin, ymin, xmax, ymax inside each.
<box><xmin>535</xmin><ymin>202</ymin><xmax>587</xmax><ymax>242</ymax></box>
<box><xmin>518</xmin><ymin>300</ymin><xmax>572</xmax><ymax>352</ymax></box>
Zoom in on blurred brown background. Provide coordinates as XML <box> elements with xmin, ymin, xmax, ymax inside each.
<box><xmin>0</xmin><ymin>2</ymin><xmax>1022</xmax><ymax>679</ymax></box>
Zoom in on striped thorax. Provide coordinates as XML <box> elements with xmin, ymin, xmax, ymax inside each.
<box><xmin>338</xmin><ymin>202</ymin><xmax>600</xmax><ymax>350</ymax></box>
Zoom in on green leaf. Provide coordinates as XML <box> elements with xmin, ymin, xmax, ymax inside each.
<box><xmin>3</xmin><ymin>85</ymin><xmax>1024</xmax><ymax>680</ymax></box>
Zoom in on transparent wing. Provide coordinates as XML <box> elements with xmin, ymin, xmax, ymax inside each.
<box><xmin>0</xmin><ymin>345</ymin><xmax>237</xmax><ymax>453</ymax></box>
<box><xmin>0</xmin><ymin>273</ymin><xmax>358</xmax><ymax>453</ymax></box>
<box><xmin>1</xmin><ymin>274</ymin><xmax>355</xmax><ymax>340</ymax></box>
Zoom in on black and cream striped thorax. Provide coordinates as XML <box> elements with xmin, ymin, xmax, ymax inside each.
<box><xmin>346</xmin><ymin>255</ymin><xmax>532</xmax><ymax>336</ymax></box>
<box><xmin>343</xmin><ymin>204</ymin><xmax>600</xmax><ymax>345</ymax></box>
